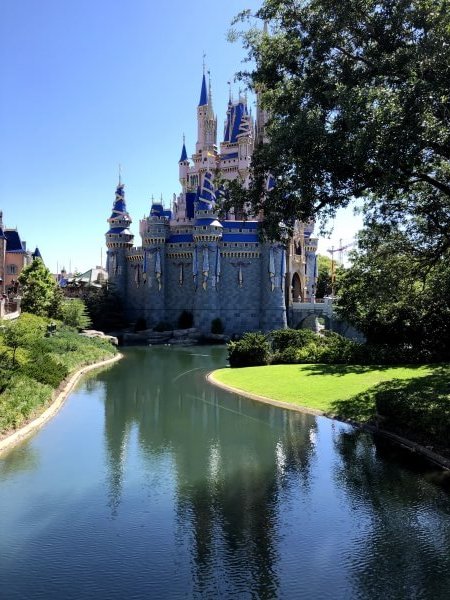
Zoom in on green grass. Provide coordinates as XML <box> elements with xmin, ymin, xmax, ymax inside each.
<box><xmin>212</xmin><ymin>363</ymin><xmax>437</xmax><ymax>419</ymax></box>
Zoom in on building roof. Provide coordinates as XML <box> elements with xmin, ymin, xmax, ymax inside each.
<box><xmin>5</xmin><ymin>229</ymin><xmax>26</xmax><ymax>253</ymax></box>
<box><xmin>179</xmin><ymin>142</ymin><xmax>188</xmax><ymax>162</ymax></box>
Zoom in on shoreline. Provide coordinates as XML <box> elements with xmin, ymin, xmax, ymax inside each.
<box><xmin>207</xmin><ymin>371</ymin><xmax>450</xmax><ymax>472</ymax></box>
<box><xmin>0</xmin><ymin>352</ymin><xmax>123</xmax><ymax>456</ymax></box>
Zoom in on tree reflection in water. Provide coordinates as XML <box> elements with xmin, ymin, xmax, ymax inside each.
<box><xmin>99</xmin><ymin>346</ymin><xmax>318</xmax><ymax>597</ymax></box>
<box><xmin>332</xmin><ymin>429</ymin><xmax>450</xmax><ymax>598</ymax></box>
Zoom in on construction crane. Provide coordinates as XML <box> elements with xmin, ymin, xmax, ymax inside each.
<box><xmin>326</xmin><ymin>240</ymin><xmax>355</xmax><ymax>296</ymax></box>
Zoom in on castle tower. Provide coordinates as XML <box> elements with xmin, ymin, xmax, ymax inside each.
<box><xmin>192</xmin><ymin>171</ymin><xmax>223</xmax><ymax>331</ymax></box>
<box><xmin>195</xmin><ymin>71</ymin><xmax>218</xmax><ymax>162</ymax></box>
<box><xmin>140</xmin><ymin>198</ymin><xmax>170</xmax><ymax>327</ymax></box>
<box><xmin>105</xmin><ymin>180</ymin><xmax>134</xmax><ymax>296</ymax></box>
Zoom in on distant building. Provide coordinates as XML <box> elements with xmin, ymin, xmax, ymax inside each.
<box><xmin>0</xmin><ymin>211</ymin><xmax>42</xmax><ymax>294</ymax></box>
<box><xmin>105</xmin><ymin>71</ymin><xmax>319</xmax><ymax>334</ymax></box>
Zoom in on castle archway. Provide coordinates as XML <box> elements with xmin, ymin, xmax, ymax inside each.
<box><xmin>292</xmin><ymin>273</ymin><xmax>302</xmax><ymax>302</ymax></box>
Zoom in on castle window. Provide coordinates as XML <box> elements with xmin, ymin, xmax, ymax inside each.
<box><xmin>6</xmin><ymin>265</ymin><xmax>17</xmax><ymax>275</ymax></box>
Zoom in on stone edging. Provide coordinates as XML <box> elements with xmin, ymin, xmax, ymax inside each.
<box><xmin>206</xmin><ymin>371</ymin><xmax>450</xmax><ymax>472</ymax></box>
<box><xmin>0</xmin><ymin>353</ymin><xmax>123</xmax><ymax>456</ymax></box>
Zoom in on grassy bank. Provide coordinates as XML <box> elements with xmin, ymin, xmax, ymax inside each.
<box><xmin>0</xmin><ymin>314</ymin><xmax>117</xmax><ymax>435</ymax></box>
<box><xmin>212</xmin><ymin>363</ymin><xmax>450</xmax><ymax>458</ymax></box>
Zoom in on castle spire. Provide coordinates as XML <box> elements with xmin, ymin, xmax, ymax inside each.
<box><xmin>199</xmin><ymin>72</ymin><xmax>208</xmax><ymax>106</ymax></box>
<box><xmin>179</xmin><ymin>134</ymin><xmax>188</xmax><ymax>162</ymax></box>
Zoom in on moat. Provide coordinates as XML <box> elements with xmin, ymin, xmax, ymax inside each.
<box><xmin>1</xmin><ymin>346</ymin><xmax>449</xmax><ymax>599</ymax></box>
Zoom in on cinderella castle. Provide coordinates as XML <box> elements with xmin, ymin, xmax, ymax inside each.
<box><xmin>105</xmin><ymin>70</ymin><xmax>318</xmax><ymax>335</ymax></box>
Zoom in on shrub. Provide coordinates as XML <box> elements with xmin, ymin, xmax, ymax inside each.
<box><xmin>375</xmin><ymin>374</ymin><xmax>450</xmax><ymax>449</ymax></box>
<box><xmin>228</xmin><ymin>332</ymin><xmax>271</xmax><ymax>367</ymax></box>
<box><xmin>178</xmin><ymin>310</ymin><xmax>194</xmax><ymax>329</ymax></box>
<box><xmin>23</xmin><ymin>354</ymin><xmax>69</xmax><ymax>387</ymax></box>
<box><xmin>211</xmin><ymin>318</ymin><xmax>224</xmax><ymax>334</ymax></box>
<box><xmin>271</xmin><ymin>328</ymin><xmax>319</xmax><ymax>352</ymax></box>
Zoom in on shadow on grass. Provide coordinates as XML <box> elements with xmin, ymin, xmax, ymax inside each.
<box><xmin>329</xmin><ymin>367</ymin><xmax>450</xmax><ymax>454</ymax></box>
<box><xmin>300</xmin><ymin>363</ymin><xmax>399</xmax><ymax>377</ymax></box>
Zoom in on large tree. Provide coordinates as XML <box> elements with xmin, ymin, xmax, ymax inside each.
<box><xmin>234</xmin><ymin>0</ymin><xmax>450</xmax><ymax>248</ymax></box>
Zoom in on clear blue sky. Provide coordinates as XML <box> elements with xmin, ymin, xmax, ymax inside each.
<box><xmin>0</xmin><ymin>0</ymin><xmax>361</xmax><ymax>274</ymax></box>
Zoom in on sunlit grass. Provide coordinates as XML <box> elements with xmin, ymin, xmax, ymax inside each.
<box><xmin>211</xmin><ymin>363</ymin><xmax>437</xmax><ymax>417</ymax></box>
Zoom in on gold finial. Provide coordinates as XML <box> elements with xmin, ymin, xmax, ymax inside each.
<box><xmin>118</xmin><ymin>163</ymin><xmax>122</xmax><ymax>185</ymax></box>
<box><xmin>202</xmin><ymin>52</ymin><xmax>206</xmax><ymax>74</ymax></box>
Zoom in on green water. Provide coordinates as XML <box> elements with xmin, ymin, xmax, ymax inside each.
<box><xmin>0</xmin><ymin>346</ymin><xmax>449</xmax><ymax>599</ymax></box>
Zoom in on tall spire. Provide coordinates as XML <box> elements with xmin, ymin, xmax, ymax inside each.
<box><xmin>199</xmin><ymin>73</ymin><xmax>208</xmax><ymax>106</ymax></box>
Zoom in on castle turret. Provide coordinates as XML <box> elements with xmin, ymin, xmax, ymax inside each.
<box><xmin>178</xmin><ymin>136</ymin><xmax>189</xmax><ymax>192</ymax></box>
<box><xmin>140</xmin><ymin>198</ymin><xmax>170</xmax><ymax>326</ymax></box>
<box><xmin>192</xmin><ymin>171</ymin><xmax>223</xmax><ymax>331</ymax></box>
<box><xmin>105</xmin><ymin>181</ymin><xmax>134</xmax><ymax>295</ymax></box>
<box><xmin>196</xmin><ymin>71</ymin><xmax>217</xmax><ymax>157</ymax></box>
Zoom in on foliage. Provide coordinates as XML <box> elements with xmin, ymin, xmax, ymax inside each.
<box><xmin>0</xmin><ymin>375</ymin><xmax>52</xmax><ymax>432</ymax></box>
<box><xmin>57</xmin><ymin>299</ymin><xmax>92</xmax><ymax>330</ymax></box>
<box><xmin>233</xmin><ymin>0</ymin><xmax>450</xmax><ymax>244</ymax></box>
<box><xmin>83</xmin><ymin>284</ymin><xmax>125</xmax><ymax>332</ymax></box>
<box><xmin>18</xmin><ymin>258</ymin><xmax>58</xmax><ymax>317</ymax></box>
<box><xmin>211</xmin><ymin>318</ymin><xmax>224</xmax><ymax>334</ymax></box>
<box><xmin>216</xmin><ymin>178</ymin><xmax>250</xmax><ymax>220</ymax></box>
<box><xmin>316</xmin><ymin>255</ymin><xmax>333</xmax><ymax>298</ymax></box>
<box><xmin>271</xmin><ymin>328</ymin><xmax>318</xmax><ymax>352</ymax></box>
<box><xmin>374</xmin><ymin>368</ymin><xmax>450</xmax><ymax>451</ymax></box>
<box><xmin>178</xmin><ymin>310</ymin><xmax>194</xmax><ymax>329</ymax></box>
<box><xmin>228</xmin><ymin>332</ymin><xmax>271</xmax><ymax>367</ymax></box>
<box><xmin>335</xmin><ymin>224</ymin><xmax>450</xmax><ymax>360</ymax></box>
<box><xmin>2</xmin><ymin>314</ymin><xmax>45</xmax><ymax>365</ymax></box>
<box><xmin>0</xmin><ymin>313</ymin><xmax>117</xmax><ymax>434</ymax></box>
<box><xmin>23</xmin><ymin>354</ymin><xmax>69</xmax><ymax>387</ymax></box>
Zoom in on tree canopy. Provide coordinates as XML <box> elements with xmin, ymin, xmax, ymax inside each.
<box><xmin>18</xmin><ymin>259</ymin><xmax>58</xmax><ymax>317</ymax></box>
<box><xmin>234</xmin><ymin>0</ymin><xmax>450</xmax><ymax>247</ymax></box>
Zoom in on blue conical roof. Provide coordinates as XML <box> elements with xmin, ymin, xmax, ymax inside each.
<box><xmin>33</xmin><ymin>247</ymin><xmax>42</xmax><ymax>259</ymax></box>
<box><xmin>179</xmin><ymin>142</ymin><xmax>188</xmax><ymax>162</ymax></box>
<box><xmin>109</xmin><ymin>183</ymin><xmax>130</xmax><ymax>220</ymax></box>
<box><xmin>199</xmin><ymin>73</ymin><xmax>208</xmax><ymax>106</ymax></box>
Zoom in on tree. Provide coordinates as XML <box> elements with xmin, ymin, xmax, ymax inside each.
<box><xmin>234</xmin><ymin>0</ymin><xmax>450</xmax><ymax>248</ymax></box>
<box><xmin>18</xmin><ymin>259</ymin><xmax>58</xmax><ymax>317</ymax></box>
<box><xmin>315</xmin><ymin>254</ymin><xmax>333</xmax><ymax>298</ymax></box>
<box><xmin>335</xmin><ymin>222</ymin><xmax>450</xmax><ymax>360</ymax></box>
<box><xmin>58</xmin><ymin>299</ymin><xmax>92</xmax><ymax>330</ymax></box>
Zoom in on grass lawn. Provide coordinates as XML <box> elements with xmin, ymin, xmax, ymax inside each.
<box><xmin>211</xmin><ymin>363</ymin><xmax>438</xmax><ymax>421</ymax></box>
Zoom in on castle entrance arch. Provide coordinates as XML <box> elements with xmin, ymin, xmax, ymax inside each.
<box><xmin>292</xmin><ymin>273</ymin><xmax>302</xmax><ymax>303</ymax></box>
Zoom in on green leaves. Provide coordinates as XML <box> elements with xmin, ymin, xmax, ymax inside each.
<box><xmin>236</xmin><ymin>0</ymin><xmax>450</xmax><ymax>240</ymax></box>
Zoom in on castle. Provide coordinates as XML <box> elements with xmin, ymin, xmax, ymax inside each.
<box><xmin>105</xmin><ymin>71</ymin><xmax>318</xmax><ymax>335</ymax></box>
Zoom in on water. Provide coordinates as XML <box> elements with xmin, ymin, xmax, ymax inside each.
<box><xmin>0</xmin><ymin>346</ymin><xmax>449</xmax><ymax>599</ymax></box>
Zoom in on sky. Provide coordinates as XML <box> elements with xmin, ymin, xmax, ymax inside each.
<box><xmin>0</xmin><ymin>0</ymin><xmax>362</xmax><ymax>274</ymax></box>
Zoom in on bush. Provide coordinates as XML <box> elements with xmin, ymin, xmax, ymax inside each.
<box><xmin>375</xmin><ymin>373</ymin><xmax>450</xmax><ymax>450</ymax></box>
<box><xmin>228</xmin><ymin>332</ymin><xmax>271</xmax><ymax>368</ymax></box>
<box><xmin>211</xmin><ymin>318</ymin><xmax>224</xmax><ymax>334</ymax></box>
<box><xmin>154</xmin><ymin>321</ymin><xmax>172</xmax><ymax>332</ymax></box>
<box><xmin>271</xmin><ymin>328</ymin><xmax>319</xmax><ymax>352</ymax></box>
<box><xmin>23</xmin><ymin>354</ymin><xmax>69</xmax><ymax>387</ymax></box>
<box><xmin>178</xmin><ymin>310</ymin><xmax>194</xmax><ymax>329</ymax></box>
